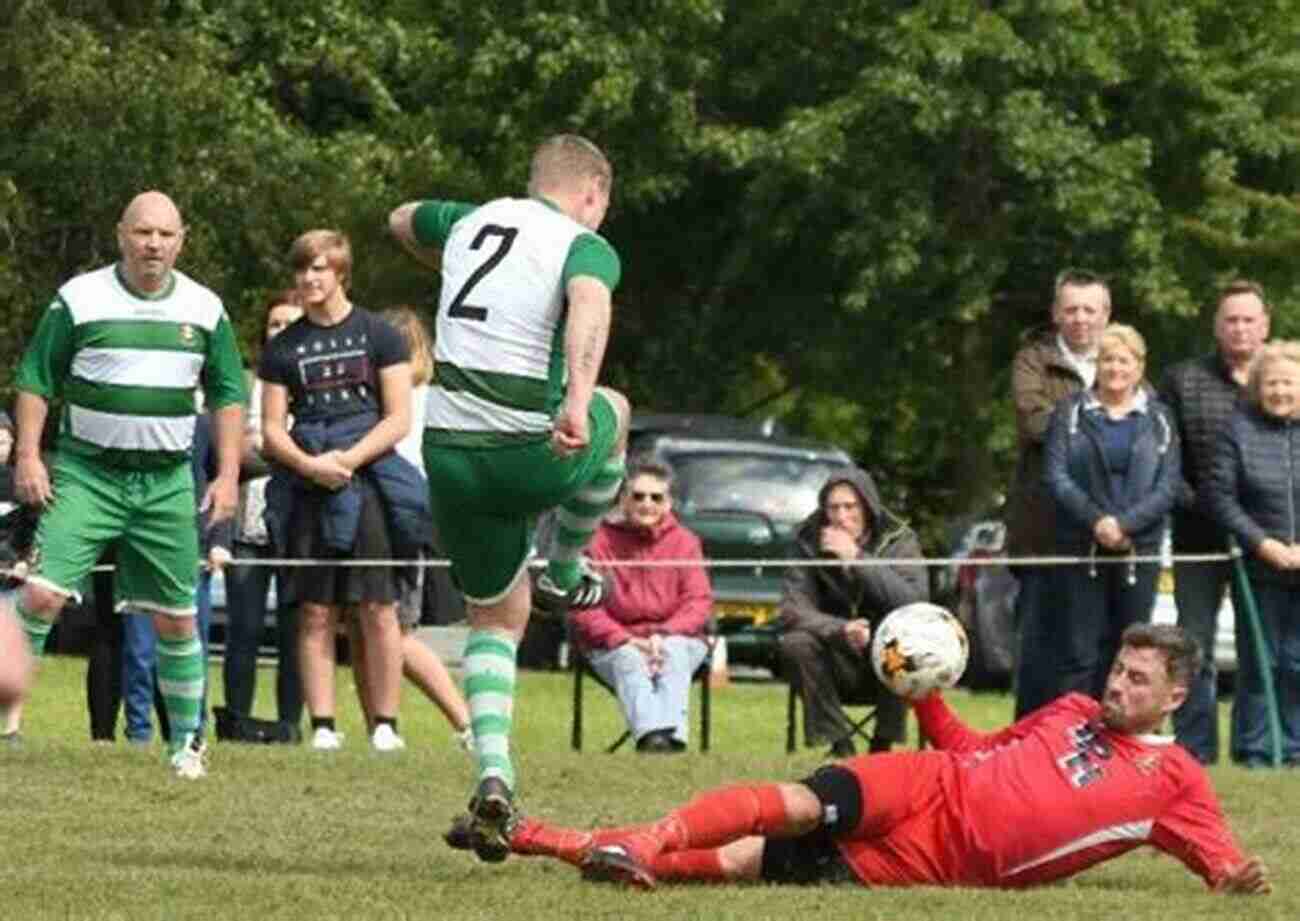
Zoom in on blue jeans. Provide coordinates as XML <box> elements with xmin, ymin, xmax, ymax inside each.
<box><xmin>1169</xmin><ymin>559</ymin><xmax>1230</xmax><ymax>764</ymax></box>
<box><xmin>222</xmin><ymin>542</ymin><xmax>302</xmax><ymax>725</ymax></box>
<box><xmin>122</xmin><ymin>571</ymin><xmax>212</xmax><ymax>743</ymax></box>
<box><xmin>587</xmin><ymin>636</ymin><xmax>709</xmax><ymax>745</ymax></box>
<box><xmin>1231</xmin><ymin>578</ymin><xmax>1300</xmax><ymax>765</ymax></box>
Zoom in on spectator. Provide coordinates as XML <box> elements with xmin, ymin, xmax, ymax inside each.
<box><xmin>1006</xmin><ymin>268</ymin><xmax>1111</xmax><ymax>717</ymax></box>
<box><xmin>571</xmin><ymin>458</ymin><xmax>712</xmax><ymax>753</ymax></box>
<box><xmin>1208</xmin><ymin>339</ymin><xmax>1300</xmax><ymax>767</ymax></box>
<box><xmin>260</xmin><ymin>229</ymin><xmax>429</xmax><ymax>753</ymax></box>
<box><xmin>6</xmin><ymin>190</ymin><xmax>246</xmax><ymax>778</ymax></box>
<box><xmin>1044</xmin><ymin>323</ymin><xmax>1179</xmax><ymax>701</ymax></box>
<box><xmin>1159</xmin><ymin>279</ymin><xmax>1268</xmax><ymax>764</ymax></box>
<box><xmin>346</xmin><ymin>305</ymin><xmax>470</xmax><ymax>749</ymax></box>
<box><xmin>776</xmin><ymin>467</ymin><xmax>926</xmax><ymax>758</ymax></box>
<box><xmin>220</xmin><ymin>291</ymin><xmax>304</xmax><ymax>737</ymax></box>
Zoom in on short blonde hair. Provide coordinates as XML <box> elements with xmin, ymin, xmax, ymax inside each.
<box><xmin>1099</xmin><ymin>323</ymin><xmax>1146</xmax><ymax>365</ymax></box>
<box><xmin>1248</xmin><ymin>340</ymin><xmax>1300</xmax><ymax>407</ymax></box>
<box><xmin>381</xmin><ymin>306</ymin><xmax>434</xmax><ymax>387</ymax></box>
<box><xmin>288</xmin><ymin>229</ymin><xmax>352</xmax><ymax>290</ymax></box>
<box><xmin>526</xmin><ymin>134</ymin><xmax>612</xmax><ymax>197</ymax></box>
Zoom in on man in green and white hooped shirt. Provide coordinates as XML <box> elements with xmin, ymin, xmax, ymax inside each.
<box><xmin>390</xmin><ymin>135</ymin><xmax>631</xmax><ymax>861</ymax></box>
<box><xmin>5</xmin><ymin>191</ymin><xmax>246</xmax><ymax>778</ymax></box>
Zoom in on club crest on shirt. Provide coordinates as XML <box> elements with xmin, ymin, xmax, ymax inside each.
<box><xmin>179</xmin><ymin>324</ymin><xmax>195</xmax><ymax>344</ymax></box>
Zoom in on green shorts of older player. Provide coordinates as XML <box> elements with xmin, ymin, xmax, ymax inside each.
<box><xmin>28</xmin><ymin>453</ymin><xmax>199</xmax><ymax>615</ymax></box>
<box><xmin>423</xmin><ymin>390</ymin><xmax>622</xmax><ymax>604</ymax></box>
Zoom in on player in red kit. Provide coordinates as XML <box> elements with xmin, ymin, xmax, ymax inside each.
<box><xmin>478</xmin><ymin>623</ymin><xmax>1270</xmax><ymax>894</ymax></box>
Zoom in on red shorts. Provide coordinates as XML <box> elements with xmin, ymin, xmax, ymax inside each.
<box><xmin>833</xmin><ymin>751</ymin><xmax>973</xmax><ymax>886</ymax></box>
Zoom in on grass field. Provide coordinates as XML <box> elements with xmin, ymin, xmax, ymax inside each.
<box><xmin>2</xmin><ymin>655</ymin><xmax>1297</xmax><ymax>921</ymax></box>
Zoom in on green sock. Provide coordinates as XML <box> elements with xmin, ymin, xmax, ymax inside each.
<box><xmin>464</xmin><ymin>630</ymin><xmax>517</xmax><ymax>790</ymax></box>
<box><xmin>16</xmin><ymin>599</ymin><xmax>52</xmax><ymax>659</ymax></box>
<box><xmin>157</xmin><ymin>635</ymin><xmax>205</xmax><ymax>751</ymax></box>
<box><xmin>548</xmin><ymin>455</ymin><xmax>625</xmax><ymax>589</ymax></box>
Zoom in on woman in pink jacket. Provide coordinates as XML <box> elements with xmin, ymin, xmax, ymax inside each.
<box><xmin>572</xmin><ymin>458</ymin><xmax>713</xmax><ymax>753</ymax></box>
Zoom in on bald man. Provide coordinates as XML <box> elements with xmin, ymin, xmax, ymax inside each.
<box><xmin>4</xmin><ymin>191</ymin><xmax>246</xmax><ymax>777</ymax></box>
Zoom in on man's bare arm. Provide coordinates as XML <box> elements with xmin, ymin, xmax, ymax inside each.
<box><xmin>564</xmin><ymin>275</ymin><xmax>612</xmax><ymax>406</ymax></box>
<box><xmin>13</xmin><ymin>391</ymin><xmax>51</xmax><ymax>506</ymax></box>
<box><xmin>388</xmin><ymin>202</ymin><xmax>442</xmax><ymax>270</ymax></box>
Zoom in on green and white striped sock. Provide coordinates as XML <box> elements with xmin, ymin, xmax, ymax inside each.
<box><xmin>157</xmin><ymin>634</ymin><xmax>205</xmax><ymax>751</ymax></box>
<box><xmin>464</xmin><ymin>630</ymin><xmax>517</xmax><ymax>790</ymax></box>
<box><xmin>548</xmin><ymin>455</ymin><xmax>625</xmax><ymax>590</ymax></box>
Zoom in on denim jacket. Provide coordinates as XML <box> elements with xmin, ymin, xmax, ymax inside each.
<box><xmin>264</xmin><ymin>410</ymin><xmax>432</xmax><ymax>558</ymax></box>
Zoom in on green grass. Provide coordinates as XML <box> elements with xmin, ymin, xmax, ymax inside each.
<box><xmin>2</xmin><ymin>657</ymin><xmax>1297</xmax><ymax>921</ymax></box>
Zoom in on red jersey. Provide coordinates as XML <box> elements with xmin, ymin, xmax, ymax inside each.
<box><xmin>836</xmin><ymin>693</ymin><xmax>1245</xmax><ymax>889</ymax></box>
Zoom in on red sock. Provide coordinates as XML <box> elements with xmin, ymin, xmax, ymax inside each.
<box><xmin>653</xmin><ymin>848</ymin><xmax>728</xmax><ymax>882</ymax></box>
<box><xmin>651</xmin><ymin>784</ymin><xmax>789</xmax><ymax>852</ymax></box>
<box><xmin>510</xmin><ymin>818</ymin><xmax>594</xmax><ymax>866</ymax></box>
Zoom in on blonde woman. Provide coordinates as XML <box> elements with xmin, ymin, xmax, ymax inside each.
<box><xmin>1043</xmin><ymin>323</ymin><xmax>1180</xmax><ymax>701</ymax></box>
<box><xmin>1208</xmin><ymin>340</ymin><xmax>1300</xmax><ymax>767</ymax></box>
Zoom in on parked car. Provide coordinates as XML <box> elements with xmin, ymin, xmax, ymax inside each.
<box><xmin>628</xmin><ymin>413</ymin><xmax>854</xmax><ymax>674</ymax></box>
<box><xmin>946</xmin><ymin>518</ymin><xmax>1018</xmax><ymax>690</ymax></box>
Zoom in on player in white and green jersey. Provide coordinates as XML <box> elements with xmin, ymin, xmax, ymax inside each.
<box><xmin>5</xmin><ymin>191</ymin><xmax>246</xmax><ymax>778</ymax></box>
<box><xmin>390</xmin><ymin>135</ymin><xmax>631</xmax><ymax>861</ymax></box>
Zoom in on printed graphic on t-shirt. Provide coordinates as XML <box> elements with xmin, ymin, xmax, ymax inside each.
<box><xmin>1058</xmin><ymin>720</ymin><xmax>1113</xmax><ymax>789</ymax></box>
<box><xmin>293</xmin><ymin>334</ymin><xmax>373</xmax><ymax>411</ymax></box>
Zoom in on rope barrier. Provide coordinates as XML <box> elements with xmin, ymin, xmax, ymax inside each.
<box><xmin>2</xmin><ymin>550</ymin><xmax>1235</xmax><ymax>577</ymax></box>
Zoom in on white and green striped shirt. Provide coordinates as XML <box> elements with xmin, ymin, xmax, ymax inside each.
<box><xmin>17</xmin><ymin>263</ymin><xmax>247</xmax><ymax>469</ymax></box>
<box><xmin>412</xmin><ymin>197</ymin><xmax>620</xmax><ymax>447</ymax></box>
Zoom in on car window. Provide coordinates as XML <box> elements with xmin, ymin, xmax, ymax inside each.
<box><xmin>666</xmin><ymin>452</ymin><xmax>847</xmax><ymax>528</ymax></box>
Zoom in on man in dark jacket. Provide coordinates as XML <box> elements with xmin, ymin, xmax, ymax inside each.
<box><xmin>1160</xmin><ymin>280</ymin><xmax>1269</xmax><ymax>764</ymax></box>
<box><xmin>777</xmin><ymin>467</ymin><xmax>927</xmax><ymax>757</ymax></box>
<box><xmin>1006</xmin><ymin>269</ymin><xmax>1111</xmax><ymax>718</ymax></box>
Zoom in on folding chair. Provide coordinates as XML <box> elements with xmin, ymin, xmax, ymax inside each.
<box><xmin>784</xmin><ymin>679</ymin><xmax>878</xmax><ymax>754</ymax></box>
<box><xmin>570</xmin><ymin>633</ymin><xmax>715</xmax><ymax>753</ymax></box>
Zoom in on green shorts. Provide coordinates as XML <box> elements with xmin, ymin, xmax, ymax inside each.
<box><xmin>30</xmin><ymin>454</ymin><xmax>199</xmax><ymax>617</ymax></box>
<box><xmin>423</xmin><ymin>392</ymin><xmax>619</xmax><ymax>604</ymax></box>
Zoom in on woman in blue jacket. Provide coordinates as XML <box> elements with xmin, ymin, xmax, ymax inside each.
<box><xmin>1208</xmin><ymin>340</ymin><xmax>1300</xmax><ymax>766</ymax></box>
<box><xmin>1044</xmin><ymin>324</ymin><xmax>1180</xmax><ymax>700</ymax></box>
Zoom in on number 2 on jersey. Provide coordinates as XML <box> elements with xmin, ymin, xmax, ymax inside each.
<box><xmin>446</xmin><ymin>224</ymin><xmax>518</xmax><ymax>321</ymax></box>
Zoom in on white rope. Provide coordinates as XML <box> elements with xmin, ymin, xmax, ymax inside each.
<box><xmin>1</xmin><ymin>549</ymin><xmax>1236</xmax><ymax>578</ymax></box>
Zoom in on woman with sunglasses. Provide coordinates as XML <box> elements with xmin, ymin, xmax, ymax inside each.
<box><xmin>570</xmin><ymin>457</ymin><xmax>713</xmax><ymax>752</ymax></box>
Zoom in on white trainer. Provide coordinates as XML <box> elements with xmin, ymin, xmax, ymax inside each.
<box><xmin>311</xmin><ymin>727</ymin><xmax>344</xmax><ymax>751</ymax></box>
<box><xmin>371</xmin><ymin>724</ymin><xmax>407</xmax><ymax>753</ymax></box>
<box><xmin>170</xmin><ymin>735</ymin><xmax>208</xmax><ymax>780</ymax></box>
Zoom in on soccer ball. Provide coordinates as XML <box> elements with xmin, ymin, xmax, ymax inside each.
<box><xmin>870</xmin><ymin>602</ymin><xmax>969</xmax><ymax>700</ymax></box>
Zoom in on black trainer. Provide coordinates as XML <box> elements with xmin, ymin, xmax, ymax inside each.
<box><xmin>467</xmin><ymin>777</ymin><xmax>517</xmax><ymax>863</ymax></box>
<box><xmin>532</xmin><ymin>559</ymin><xmax>605</xmax><ymax>618</ymax></box>
<box><xmin>444</xmin><ymin>812</ymin><xmax>474</xmax><ymax>851</ymax></box>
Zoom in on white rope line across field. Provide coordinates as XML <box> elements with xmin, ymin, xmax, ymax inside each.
<box><xmin>13</xmin><ymin>549</ymin><xmax>1237</xmax><ymax>576</ymax></box>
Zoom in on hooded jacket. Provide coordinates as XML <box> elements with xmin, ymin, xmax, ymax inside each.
<box><xmin>571</xmin><ymin>510</ymin><xmax>713</xmax><ymax>651</ymax></box>
<box><xmin>776</xmin><ymin>467</ymin><xmax>928</xmax><ymax>640</ymax></box>
<box><xmin>1042</xmin><ymin>387</ymin><xmax>1179</xmax><ymax>555</ymax></box>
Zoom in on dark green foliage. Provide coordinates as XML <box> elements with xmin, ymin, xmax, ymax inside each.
<box><xmin>2</xmin><ymin>0</ymin><xmax>1299</xmax><ymax>547</ymax></box>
